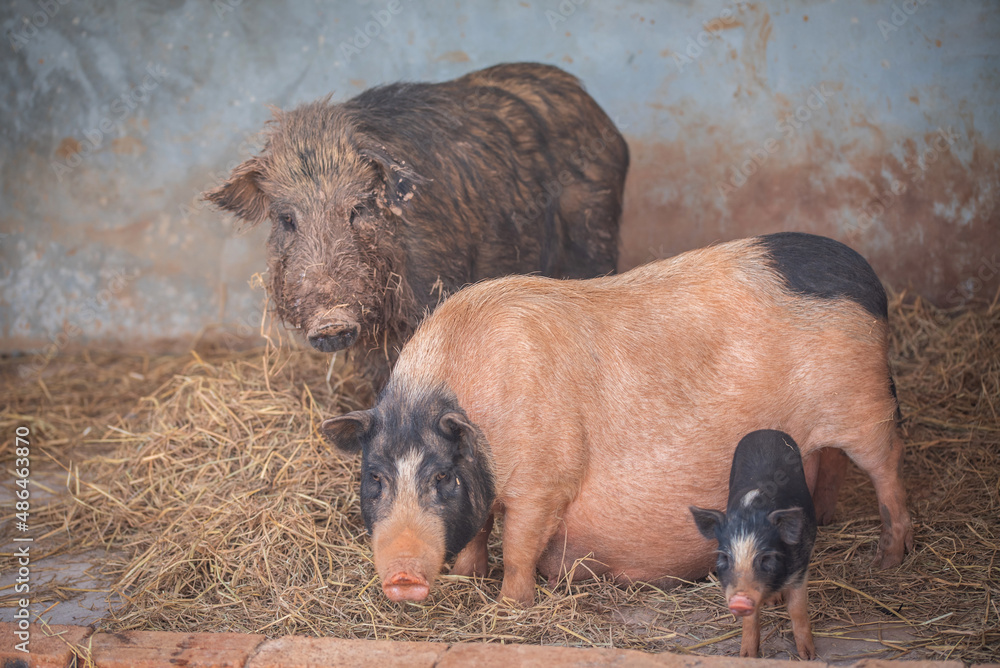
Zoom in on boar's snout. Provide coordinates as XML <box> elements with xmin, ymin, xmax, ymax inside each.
<box><xmin>307</xmin><ymin>318</ymin><xmax>360</xmax><ymax>353</ymax></box>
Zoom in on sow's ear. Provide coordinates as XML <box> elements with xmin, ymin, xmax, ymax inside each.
<box><xmin>768</xmin><ymin>507</ymin><xmax>805</xmax><ymax>545</ymax></box>
<box><xmin>321</xmin><ymin>410</ymin><xmax>373</xmax><ymax>454</ymax></box>
<box><xmin>689</xmin><ymin>506</ymin><xmax>726</xmax><ymax>540</ymax></box>
<box><xmin>437</xmin><ymin>411</ymin><xmax>477</xmax><ymax>461</ymax></box>
<box><xmin>202</xmin><ymin>157</ymin><xmax>270</xmax><ymax>227</ymax></box>
<box><xmin>359</xmin><ymin>145</ymin><xmax>426</xmax><ymax>217</ymax></box>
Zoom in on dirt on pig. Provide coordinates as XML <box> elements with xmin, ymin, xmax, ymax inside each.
<box><xmin>3</xmin><ymin>289</ymin><xmax>998</xmax><ymax>663</ymax></box>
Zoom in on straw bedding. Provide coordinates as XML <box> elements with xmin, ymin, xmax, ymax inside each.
<box><xmin>2</xmin><ymin>290</ymin><xmax>997</xmax><ymax>661</ymax></box>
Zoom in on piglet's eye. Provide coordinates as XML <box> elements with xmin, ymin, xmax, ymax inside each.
<box><xmin>758</xmin><ymin>554</ymin><xmax>779</xmax><ymax>572</ymax></box>
<box><xmin>716</xmin><ymin>553</ymin><xmax>731</xmax><ymax>571</ymax></box>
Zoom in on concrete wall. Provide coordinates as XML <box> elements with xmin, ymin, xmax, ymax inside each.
<box><xmin>2</xmin><ymin>0</ymin><xmax>998</xmax><ymax>353</ymax></box>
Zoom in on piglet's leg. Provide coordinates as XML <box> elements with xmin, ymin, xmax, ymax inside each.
<box><xmin>852</xmin><ymin>430</ymin><xmax>913</xmax><ymax>568</ymax></box>
<box><xmin>499</xmin><ymin>501</ymin><xmax>565</xmax><ymax>606</ymax></box>
<box><xmin>739</xmin><ymin>607</ymin><xmax>762</xmax><ymax>658</ymax></box>
<box><xmin>786</xmin><ymin>581</ymin><xmax>815</xmax><ymax>660</ymax></box>
<box><xmin>451</xmin><ymin>514</ymin><xmax>494</xmax><ymax>578</ymax></box>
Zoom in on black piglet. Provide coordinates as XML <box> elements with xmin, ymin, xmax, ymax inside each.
<box><xmin>690</xmin><ymin>429</ymin><xmax>818</xmax><ymax>659</ymax></box>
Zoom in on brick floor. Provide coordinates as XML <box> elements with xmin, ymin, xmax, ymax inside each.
<box><xmin>0</xmin><ymin>623</ymin><xmax>93</xmax><ymax>668</ymax></box>
<box><xmin>0</xmin><ymin>623</ymin><xmax>985</xmax><ymax>667</ymax></box>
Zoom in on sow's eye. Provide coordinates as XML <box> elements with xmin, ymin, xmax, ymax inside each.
<box><xmin>277</xmin><ymin>212</ymin><xmax>296</xmax><ymax>232</ymax></box>
<box><xmin>434</xmin><ymin>470</ymin><xmax>457</xmax><ymax>497</ymax></box>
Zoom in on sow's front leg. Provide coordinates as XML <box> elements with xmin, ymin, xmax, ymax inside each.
<box><xmin>498</xmin><ymin>499</ymin><xmax>567</xmax><ymax>606</ymax></box>
<box><xmin>451</xmin><ymin>514</ymin><xmax>495</xmax><ymax>578</ymax></box>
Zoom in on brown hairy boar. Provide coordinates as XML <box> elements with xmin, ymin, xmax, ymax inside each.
<box><xmin>323</xmin><ymin>232</ymin><xmax>913</xmax><ymax>606</ymax></box>
<box><xmin>204</xmin><ymin>62</ymin><xmax>628</xmax><ymax>388</ymax></box>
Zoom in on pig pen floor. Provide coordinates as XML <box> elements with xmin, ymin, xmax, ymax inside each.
<box><xmin>1</xmin><ymin>292</ymin><xmax>998</xmax><ymax>664</ymax></box>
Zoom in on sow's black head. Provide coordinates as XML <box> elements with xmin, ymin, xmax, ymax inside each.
<box><xmin>689</xmin><ymin>430</ymin><xmax>817</xmax><ymax>598</ymax></box>
<box><xmin>321</xmin><ymin>386</ymin><xmax>495</xmax><ymax>559</ymax></box>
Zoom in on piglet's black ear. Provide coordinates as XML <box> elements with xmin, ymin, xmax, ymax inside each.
<box><xmin>689</xmin><ymin>506</ymin><xmax>726</xmax><ymax>540</ymax></box>
<box><xmin>202</xmin><ymin>157</ymin><xmax>270</xmax><ymax>228</ymax></box>
<box><xmin>768</xmin><ymin>507</ymin><xmax>805</xmax><ymax>545</ymax></box>
<box><xmin>321</xmin><ymin>411</ymin><xmax>373</xmax><ymax>454</ymax></box>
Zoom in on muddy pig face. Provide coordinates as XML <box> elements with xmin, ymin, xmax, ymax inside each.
<box><xmin>203</xmin><ymin>101</ymin><xmax>421</xmax><ymax>354</ymax></box>
<box><xmin>322</xmin><ymin>392</ymin><xmax>494</xmax><ymax>602</ymax></box>
<box><xmin>689</xmin><ymin>504</ymin><xmax>809</xmax><ymax>616</ymax></box>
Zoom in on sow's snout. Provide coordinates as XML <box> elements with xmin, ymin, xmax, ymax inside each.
<box><xmin>373</xmin><ymin>521</ymin><xmax>446</xmax><ymax>603</ymax></box>
<box><xmin>306</xmin><ymin>314</ymin><xmax>360</xmax><ymax>353</ymax></box>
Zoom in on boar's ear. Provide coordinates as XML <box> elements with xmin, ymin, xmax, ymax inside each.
<box><xmin>202</xmin><ymin>157</ymin><xmax>270</xmax><ymax>227</ymax></box>
<box><xmin>768</xmin><ymin>507</ymin><xmax>805</xmax><ymax>545</ymax></box>
<box><xmin>438</xmin><ymin>411</ymin><xmax>477</xmax><ymax>461</ymax></box>
<box><xmin>359</xmin><ymin>146</ymin><xmax>426</xmax><ymax>217</ymax></box>
<box><xmin>689</xmin><ymin>506</ymin><xmax>726</xmax><ymax>540</ymax></box>
<box><xmin>321</xmin><ymin>410</ymin><xmax>373</xmax><ymax>454</ymax></box>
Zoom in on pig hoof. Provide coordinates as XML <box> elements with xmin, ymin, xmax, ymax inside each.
<box><xmin>797</xmin><ymin>640</ymin><xmax>816</xmax><ymax>660</ymax></box>
<box><xmin>815</xmin><ymin>507</ymin><xmax>837</xmax><ymax>526</ymax></box>
<box><xmin>872</xmin><ymin>534</ymin><xmax>910</xmax><ymax>569</ymax></box>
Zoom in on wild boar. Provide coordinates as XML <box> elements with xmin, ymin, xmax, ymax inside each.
<box><xmin>690</xmin><ymin>430</ymin><xmax>818</xmax><ymax>659</ymax></box>
<box><xmin>322</xmin><ymin>232</ymin><xmax>912</xmax><ymax>606</ymax></box>
<box><xmin>204</xmin><ymin>62</ymin><xmax>628</xmax><ymax>388</ymax></box>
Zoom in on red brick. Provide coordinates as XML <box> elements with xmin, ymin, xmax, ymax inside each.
<box><xmin>248</xmin><ymin>636</ymin><xmax>447</xmax><ymax>668</ymax></box>
<box><xmin>439</xmin><ymin>643</ymin><xmax>654</xmax><ymax>668</ymax></box>
<box><xmin>0</xmin><ymin>622</ymin><xmax>93</xmax><ymax>668</ymax></box>
<box><xmin>83</xmin><ymin>630</ymin><xmax>263</xmax><ymax>668</ymax></box>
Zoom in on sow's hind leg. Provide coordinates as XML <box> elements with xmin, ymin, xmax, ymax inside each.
<box><xmin>843</xmin><ymin>424</ymin><xmax>913</xmax><ymax>568</ymax></box>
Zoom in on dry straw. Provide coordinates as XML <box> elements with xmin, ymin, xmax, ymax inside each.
<box><xmin>2</xmin><ymin>289</ymin><xmax>998</xmax><ymax>661</ymax></box>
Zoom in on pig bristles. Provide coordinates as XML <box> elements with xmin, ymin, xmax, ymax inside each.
<box><xmin>15</xmin><ymin>288</ymin><xmax>1000</xmax><ymax>661</ymax></box>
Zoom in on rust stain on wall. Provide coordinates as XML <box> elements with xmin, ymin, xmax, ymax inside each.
<box><xmin>619</xmin><ymin>130</ymin><xmax>1000</xmax><ymax>306</ymax></box>
<box><xmin>55</xmin><ymin>137</ymin><xmax>81</xmax><ymax>160</ymax></box>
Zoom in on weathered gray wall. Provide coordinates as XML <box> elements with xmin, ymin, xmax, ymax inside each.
<box><xmin>2</xmin><ymin>0</ymin><xmax>998</xmax><ymax>353</ymax></box>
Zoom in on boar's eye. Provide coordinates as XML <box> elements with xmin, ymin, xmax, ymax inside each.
<box><xmin>366</xmin><ymin>471</ymin><xmax>382</xmax><ymax>496</ymax></box>
<box><xmin>348</xmin><ymin>207</ymin><xmax>360</xmax><ymax>227</ymax></box>
<box><xmin>277</xmin><ymin>212</ymin><xmax>297</xmax><ymax>233</ymax></box>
